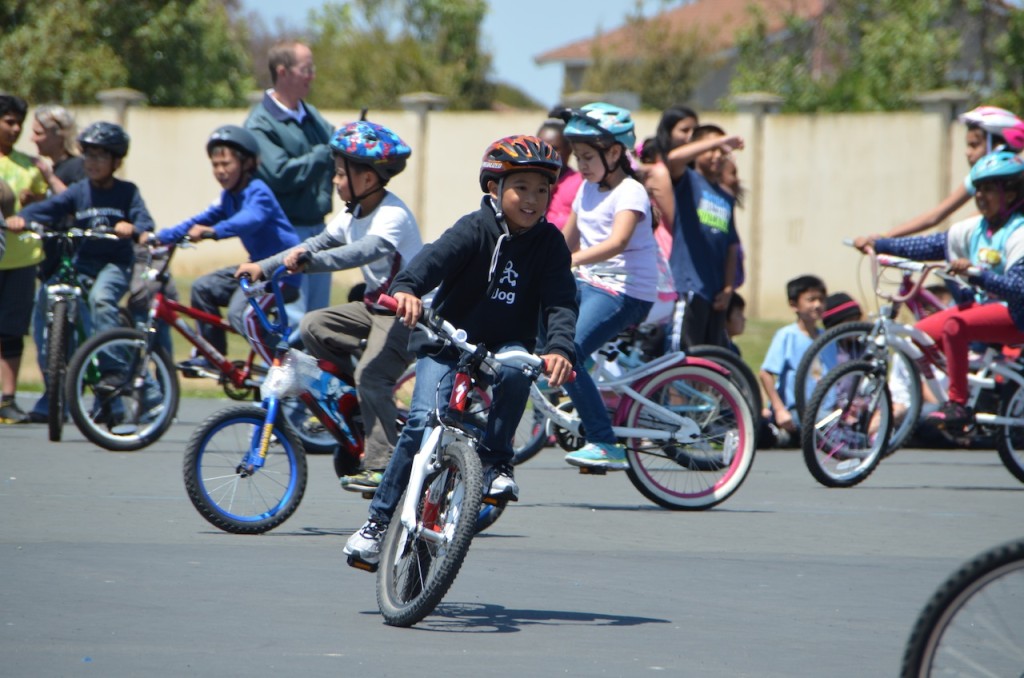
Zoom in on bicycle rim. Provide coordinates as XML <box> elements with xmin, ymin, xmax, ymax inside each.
<box><xmin>624</xmin><ymin>365</ymin><xmax>756</xmax><ymax>510</ymax></box>
<box><xmin>183</xmin><ymin>405</ymin><xmax>307</xmax><ymax>534</ymax></box>
<box><xmin>996</xmin><ymin>382</ymin><xmax>1024</xmax><ymax>483</ymax></box>
<box><xmin>902</xmin><ymin>539</ymin><xmax>1024</xmax><ymax>677</ymax></box>
<box><xmin>67</xmin><ymin>330</ymin><xmax>178</xmax><ymax>451</ymax></box>
<box><xmin>376</xmin><ymin>441</ymin><xmax>483</xmax><ymax>627</ymax></box>
<box><xmin>802</xmin><ymin>360</ymin><xmax>890</xmax><ymax>488</ymax></box>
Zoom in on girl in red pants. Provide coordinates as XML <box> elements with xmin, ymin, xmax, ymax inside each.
<box><xmin>864</xmin><ymin>150</ymin><xmax>1024</xmax><ymax>430</ymax></box>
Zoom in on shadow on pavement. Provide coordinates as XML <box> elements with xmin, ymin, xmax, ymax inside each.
<box><xmin>375</xmin><ymin>602</ymin><xmax>671</xmax><ymax>633</ymax></box>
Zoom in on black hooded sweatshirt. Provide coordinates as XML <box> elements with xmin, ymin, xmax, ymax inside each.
<box><xmin>390</xmin><ymin>196</ymin><xmax>578</xmax><ymax>364</ymax></box>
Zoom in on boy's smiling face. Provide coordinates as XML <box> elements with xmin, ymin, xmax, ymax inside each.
<box><xmin>491</xmin><ymin>171</ymin><xmax>550</xmax><ymax>233</ymax></box>
<box><xmin>791</xmin><ymin>288</ymin><xmax>826</xmax><ymax>324</ymax></box>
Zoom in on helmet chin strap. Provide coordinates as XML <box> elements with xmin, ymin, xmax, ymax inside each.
<box><xmin>342</xmin><ymin>156</ymin><xmax>385</xmax><ymax>214</ymax></box>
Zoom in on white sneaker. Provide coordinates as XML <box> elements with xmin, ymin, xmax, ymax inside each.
<box><xmin>343</xmin><ymin>519</ymin><xmax>387</xmax><ymax>564</ymax></box>
<box><xmin>486</xmin><ymin>464</ymin><xmax>519</xmax><ymax>501</ymax></box>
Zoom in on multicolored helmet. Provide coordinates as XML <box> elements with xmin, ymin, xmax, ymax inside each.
<box><xmin>479</xmin><ymin>135</ymin><xmax>562</xmax><ymax>192</ymax></box>
<box><xmin>959</xmin><ymin>106</ymin><xmax>1022</xmax><ymax>137</ymax></box>
<box><xmin>330</xmin><ymin>121</ymin><xmax>411</xmax><ymax>181</ymax></box>
<box><xmin>77</xmin><ymin>121</ymin><xmax>130</xmax><ymax>158</ymax></box>
<box><xmin>207</xmin><ymin>125</ymin><xmax>260</xmax><ymax>160</ymax></box>
<box><xmin>564</xmin><ymin>102</ymin><xmax>636</xmax><ymax>150</ymax></box>
<box><xmin>969</xmin><ymin>151</ymin><xmax>1024</xmax><ymax>186</ymax></box>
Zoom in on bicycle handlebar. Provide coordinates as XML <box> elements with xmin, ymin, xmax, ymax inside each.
<box><xmin>846</xmin><ymin>241</ymin><xmax>947</xmax><ymax>304</ymax></box>
<box><xmin>376</xmin><ymin>293</ymin><xmax>571</xmax><ymax>381</ymax></box>
<box><xmin>238</xmin><ymin>265</ymin><xmax>291</xmax><ymax>338</ymax></box>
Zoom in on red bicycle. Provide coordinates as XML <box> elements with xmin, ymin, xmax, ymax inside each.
<box><xmin>64</xmin><ymin>242</ymin><xmax>313</xmax><ymax>452</ymax></box>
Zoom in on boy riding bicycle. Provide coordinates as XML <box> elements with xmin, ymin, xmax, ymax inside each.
<box><xmin>7</xmin><ymin>121</ymin><xmax>154</xmax><ymax>408</ymax></box>
<box><xmin>237</xmin><ymin>119</ymin><xmax>423</xmax><ymax>493</ymax></box>
<box><xmin>145</xmin><ymin>125</ymin><xmax>301</xmax><ymax>368</ymax></box>
<box><xmin>343</xmin><ymin>134</ymin><xmax>578</xmax><ymax>567</ymax></box>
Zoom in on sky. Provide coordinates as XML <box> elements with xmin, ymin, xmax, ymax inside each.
<box><xmin>240</xmin><ymin>0</ymin><xmax>635</xmax><ymax>109</ymax></box>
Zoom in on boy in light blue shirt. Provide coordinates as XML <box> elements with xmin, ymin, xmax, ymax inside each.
<box><xmin>759</xmin><ymin>275</ymin><xmax>827</xmax><ymax>447</ymax></box>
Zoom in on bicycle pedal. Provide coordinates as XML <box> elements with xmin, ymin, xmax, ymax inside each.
<box><xmin>482</xmin><ymin>496</ymin><xmax>500</xmax><ymax>506</ymax></box>
<box><xmin>346</xmin><ymin>554</ymin><xmax>378</xmax><ymax>573</ymax></box>
<box><xmin>360</xmin><ymin>491</ymin><xmax>374</xmax><ymax>500</ymax></box>
<box><xmin>578</xmin><ymin>466</ymin><xmax>607</xmax><ymax>475</ymax></box>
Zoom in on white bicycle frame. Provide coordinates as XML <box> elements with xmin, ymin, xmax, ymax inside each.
<box><xmin>530</xmin><ymin>349</ymin><xmax>706</xmax><ymax>447</ymax></box>
<box><xmin>395</xmin><ymin>319</ymin><xmax>546</xmax><ymax>539</ymax></box>
<box><xmin>870</xmin><ymin>254</ymin><xmax>1024</xmax><ymax>429</ymax></box>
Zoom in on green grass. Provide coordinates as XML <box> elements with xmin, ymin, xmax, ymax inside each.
<box><xmin>734</xmin><ymin>318</ymin><xmax>787</xmax><ymax>378</ymax></box>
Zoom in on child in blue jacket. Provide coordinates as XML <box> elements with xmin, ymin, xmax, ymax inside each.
<box><xmin>146</xmin><ymin>125</ymin><xmax>300</xmax><ymax>367</ymax></box>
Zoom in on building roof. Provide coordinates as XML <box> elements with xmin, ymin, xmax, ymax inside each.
<box><xmin>535</xmin><ymin>0</ymin><xmax>826</xmax><ymax>65</ymax></box>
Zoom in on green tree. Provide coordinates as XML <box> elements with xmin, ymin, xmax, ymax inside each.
<box><xmin>581</xmin><ymin>0</ymin><xmax>708</xmax><ymax>111</ymax></box>
<box><xmin>989</xmin><ymin>6</ymin><xmax>1024</xmax><ymax>114</ymax></box>
<box><xmin>729</xmin><ymin>0</ymin><xmax>1020</xmax><ymax>113</ymax></box>
<box><xmin>0</xmin><ymin>0</ymin><xmax>255</xmax><ymax>107</ymax></box>
<box><xmin>306</xmin><ymin>0</ymin><xmax>494</xmax><ymax>111</ymax></box>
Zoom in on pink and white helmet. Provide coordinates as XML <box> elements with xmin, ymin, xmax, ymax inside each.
<box><xmin>959</xmin><ymin>105</ymin><xmax>1022</xmax><ymax>135</ymax></box>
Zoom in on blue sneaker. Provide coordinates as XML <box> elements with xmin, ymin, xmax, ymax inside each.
<box><xmin>564</xmin><ymin>442</ymin><xmax>628</xmax><ymax>470</ymax></box>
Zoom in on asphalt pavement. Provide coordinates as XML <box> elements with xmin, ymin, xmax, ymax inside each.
<box><xmin>2</xmin><ymin>398</ymin><xmax>1021</xmax><ymax>677</ymax></box>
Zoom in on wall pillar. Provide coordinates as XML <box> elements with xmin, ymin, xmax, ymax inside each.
<box><xmin>913</xmin><ymin>90</ymin><xmax>970</xmax><ymax>204</ymax></box>
<box><xmin>731</xmin><ymin>92</ymin><xmax>782</xmax><ymax>320</ymax></box>
<box><xmin>96</xmin><ymin>88</ymin><xmax>146</xmax><ymax>175</ymax></box>
<box><xmin>399</xmin><ymin>92</ymin><xmax>448</xmax><ymax>228</ymax></box>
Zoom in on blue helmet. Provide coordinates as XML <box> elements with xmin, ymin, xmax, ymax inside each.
<box><xmin>330</xmin><ymin>120</ymin><xmax>411</xmax><ymax>181</ymax></box>
<box><xmin>564</xmin><ymin>102</ymin><xmax>636</xmax><ymax>150</ymax></box>
<box><xmin>970</xmin><ymin>151</ymin><xmax>1024</xmax><ymax>186</ymax></box>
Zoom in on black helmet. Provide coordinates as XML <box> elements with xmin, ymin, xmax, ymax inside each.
<box><xmin>206</xmin><ymin>125</ymin><xmax>261</xmax><ymax>161</ymax></box>
<box><xmin>77</xmin><ymin>121</ymin><xmax>130</xmax><ymax>158</ymax></box>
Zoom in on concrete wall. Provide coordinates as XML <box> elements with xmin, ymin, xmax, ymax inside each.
<box><xmin>19</xmin><ymin>106</ymin><xmax>976</xmax><ymax>318</ymax></box>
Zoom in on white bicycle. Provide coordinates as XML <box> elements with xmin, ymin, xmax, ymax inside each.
<box><xmin>525</xmin><ymin>344</ymin><xmax>757</xmax><ymax>510</ymax></box>
<box><xmin>351</xmin><ymin>295</ymin><xmax>558</xmax><ymax>626</ymax></box>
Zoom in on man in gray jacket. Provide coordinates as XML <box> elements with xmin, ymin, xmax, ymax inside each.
<box><xmin>245</xmin><ymin>40</ymin><xmax>334</xmax><ymax>334</ymax></box>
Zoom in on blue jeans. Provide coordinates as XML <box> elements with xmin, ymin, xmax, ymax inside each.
<box><xmin>285</xmin><ymin>223</ymin><xmax>332</xmax><ymax>343</ymax></box>
<box><xmin>562</xmin><ymin>280</ymin><xmax>652</xmax><ymax>444</ymax></box>
<box><xmin>32</xmin><ymin>262</ymin><xmax>129</xmax><ymax>416</ymax></box>
<box><xmin>368</xmin><ymin>343</ymin><xmax>532</xmax><ymax>524</ymax></box>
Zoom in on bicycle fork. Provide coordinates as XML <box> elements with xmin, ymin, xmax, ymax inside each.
<box><xmin>241</xmin><ymin>396</ymin><xmax>283</xmax><ymax>476</ymax></box>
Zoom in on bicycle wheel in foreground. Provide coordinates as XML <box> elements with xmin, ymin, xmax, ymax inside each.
<box><xmin>901</xmin><ymin>538</ymin><xmax>1024</xmax><ymax>677</ymax></box>
<box><xmin>183</xmin><ymin>405</ymin><xmax>307</xmax><ymax>534</ymax></box>
<box><xmin>46</xmin><ymin>299</ymin><xmax>71</xmax><ymax>442</ymax></box>
<box><xmin>802</xmin><ymin>360</ymin><xmax>891</xmax><ymax>488</ymax></box>
<box><xmin>623</xmin><ymin>364</ymin><xmax>756</xmax><ymax>510</ymax></box>
<box><xmin>376</xmin><ymin>440</ymin><xmax>483</xmax><ymax>627</ymax></box>
<box><xmin>66</xmin><ymin>328</ymin><xmax>179</xmax><ymax>451</ymax></box>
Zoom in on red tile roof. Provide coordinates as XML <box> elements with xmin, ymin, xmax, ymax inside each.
<box><xmin>535</xmin><ymin>0</ymin><xmax>826</xmax><ymax>64</ymax></box>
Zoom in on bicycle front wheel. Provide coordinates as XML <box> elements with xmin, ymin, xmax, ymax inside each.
<box><xmin>802</xmin><ymin>360</ymin><xmax>891</xmax><ymax>488</ymax></box>
<box><xmin>46</xmin><ymin>299</ymin><xmax>71</xmax><ymax>442</ymax></box>
<box><xmin>183</xmin><ymin>405</ymin><xmax>307</xmax><ymax>534</ymax></box>
<box><xmin>996</xmin><ymin>381</ymin><xmax>1024</xmax><ymax>483</ymax></box>
<box><xmin>66</xmin><ymin>328</ymin><xmax>178</xmax><ymax>451</ymax></box>
<box><xmin>622</xmin><ymin>364</ymin><xmax>756</xmax><ymax>510</ymax></box>
<box><xmin>901</xmin><ymin>538</ymin><xmax>1024</xmax><ymax>677</ymax></box>
<box><xmin>376</xmin><ymin>440</ymin><xmax>483</xmax><ymax>627</ymax></box>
